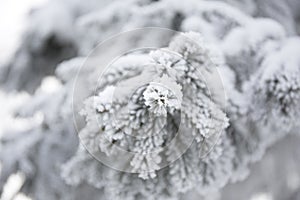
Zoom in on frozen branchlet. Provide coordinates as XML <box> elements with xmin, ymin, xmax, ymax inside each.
<box><xmin>247</xmin><ymin>38</ymin><xmax>300</xmax><ymax>131</ymax></box>
<box><xmin>72</xmin><ymin>31</ymin><xmax>230</xmax><ymax>198</ymax></box>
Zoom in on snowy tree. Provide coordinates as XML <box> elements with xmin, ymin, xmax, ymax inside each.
<box><xmin>1</xmin><ymin>0</ymin><xmax>300</xmax><ymax>200</ymax></box>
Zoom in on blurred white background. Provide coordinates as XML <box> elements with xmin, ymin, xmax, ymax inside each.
<box><xmin>0</xmin><ymin>0</ymin><xmax>47</xmax><ymax>65</ymax></box>
<box><xmin>0</xmin><ymin>1</ymin><xmax>47</xmax><ymax>200</ymax></box>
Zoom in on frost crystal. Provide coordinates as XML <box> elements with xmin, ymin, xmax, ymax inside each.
<box><xmin>143</xmin><ymin>76</ymin><xmax>182</xmax><ymax>116</ymax></box>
